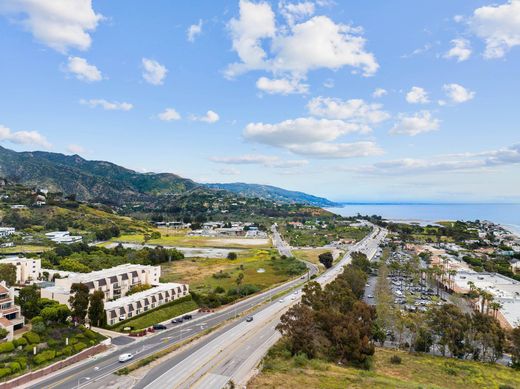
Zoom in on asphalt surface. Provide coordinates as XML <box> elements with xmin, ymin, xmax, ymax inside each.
<box><xmin>27</xmin><ymin>229</ymin><xmax>318</xmax><ymax>389</ymax></box>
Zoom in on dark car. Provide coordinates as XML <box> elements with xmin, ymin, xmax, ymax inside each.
<box><xmin>246</xmin><ymin>316</ymin><xmax>254</xmax><ymax>322</ymax></box>
<box><xmin>153</xmin><ymin>324</ymin><xmax>167</xmax><ymax>330</ymax></box>
<box><xmin>182</xmin><ymin>314</ymin><xmax>192</xmax><ymax>320</ymax></box>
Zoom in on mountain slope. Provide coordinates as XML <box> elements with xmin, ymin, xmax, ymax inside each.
<box><xmin>205</xmin><ymin>182</ymin><xmax>338</xmax><ymax>207</ymax></box>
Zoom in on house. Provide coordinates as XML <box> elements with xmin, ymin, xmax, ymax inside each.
<box><xmin>0</xmin><ymin>257</ymin><xmax>41</xmax><ymax>284</ymax></box>
<box><xmin>0</xmin><ymin>281</ymin><xmax>25</xmax><ymax>341</ymax></box>
<box><xmin>0</xmin><ymin>227</ymin><xmax>15</xmax><ymax>238</ymax></box>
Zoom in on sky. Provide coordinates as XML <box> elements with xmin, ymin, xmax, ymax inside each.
<box><xmin>0</xmin><ymin>0</ymin><xmax>519</xmax><ymax>203</ymax></box>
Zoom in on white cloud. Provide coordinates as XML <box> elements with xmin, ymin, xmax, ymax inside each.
<box><xmin>443</xmin><ymin>83</ymin><xmax>475</xmax><ymax>104</ymax></box>
<box><xmin>307</xmin><ymin>96</ymin><xmax>390</xmax><ymax>124</ymax></box>
<box><xmin>0</xmin><ymin>124</ymin><xmax>51</xmax><ymax>148</ymax></box>
<box><xmin>256</xmin><ymin>76</ymin><xmax>308</xmax><ymax>95</ymax></box>
<box><xmin>80</xmin><ymin>99</ymin><xmax>133</xmax><ymax>111</ymax></box>
<box><xmin>193</xmin><ymin>110</ymin><xmax>220</xmax><ymax>123</ymax></box>
<box><xmin>279</xmin><ymin>1</ymin><xmax>315</xmax><ymax>25</ymax></box>
<box><xmin>65</xmin><ymin>56</ymin><xmax>102</xmax><ymax>82</ymax></box>
<box><xmin>372</xmin><ymin>88</ymin><xmax>387</xmax><ymax>98</ymax></box>
<box><xmin>67</xmin><ymin>144</ymin><xmax>86</xmax><ymax>154</ymax></box>
<box><xmin>350</xmin><ymin>144</ymin><xmax>520</xmax><ymax>176</ymax></box>
<box><xmin>405</xmin><ymin>86</ymin><xmax>429</xmax><ymax>104</ymax></box>
<box><xmin>469</xmin><ymin>0</ymin><xmax>520</xmax><ymax>58</ymax></box>
<box><xmin>187</xmin><ymin>19</ymin><xmax>203</xmax><ymax>42</ymax></box>
<box><xmin>218</xmin><ymin>167</ymin><xmax>240</xmax><ymax>175</ymax></box>
<box><xmin>287</xmin><ymin>141</ymin><xmax>383</xmax><ymax>159</ymax></box>
<box><xmin>390</xmin><ymin>111</ymin><xmax>440</xmax><ymax>136</ymax></box>
<box><xmin>210</xmin><ymin>154</ymin><xmax>308</xmax><ymax>168</ymax></box>
<box><xmin>226</xmin><ymin>1</ymin><xmax>378</xmax><ymax>80</ymax></box>
<box><xmin>0</xmin><ymin>0</ymin><xmax>103</xmax><ymax>53</ymax></box>
<box><xmin>158</xmin><ymin>108</ymin><xmax>181</xmax><ymax>121</ymax></box>
<box><xmin>142</xmin><ymin>58</ymin><xmax>167</xmax><ymax>85</ymax></box>
<box><xmin>444</xmin><ymin>38</ymin><xmax>472</xmax><ymax>62</ymax></box>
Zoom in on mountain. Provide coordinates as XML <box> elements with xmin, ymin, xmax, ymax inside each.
<box><xmin>205</xmin><ymin>183</ymin><xmax>338</xmax><ymax>207</ymax></box>
<box><xmin>0</xmin><ymin>146</ymin><xmax>336</xmax><ymax>207</ymax></box>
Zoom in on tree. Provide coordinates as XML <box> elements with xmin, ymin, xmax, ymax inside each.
<box><xmin>510</xmin><ymin>326</ymin><xmax>520</xmax><ymax>369</ymax></box>
<box><xmin>88</xmin><ymin>290</ymin><xmax>106</xmax><ymax>328</ymax></box>
<box><xmin>227</xmin><ymin>252</ymin><xmax>237</xmax><ymax>260</ymax></box>
<box><xmin>0</xmin><ymin>328</ymin><xmax>8</xmax><ymax>340</ymax></box>
<box><xmin>41</xmin><ymin>304</ymin><xmax>70</xmax><ymax>324</ymax></box>
<box><xmin>69</xmin><ymin>283</ymin><xmax>90</xmax><ymax>323</ymax></box>
<box><xmin>0</xmin><ymin>264</ymin><xmax>16</xmax><ymax>286</ymax></box>
<box><xmin>16</xmin><ymin>285</ymin><xmax>40</xmax><ymax>319</ymax></box>
<box><xmin>318</xmin><ymin>252</ymin><xmax>333</xmax><ymax>269</ymax></box>
<box><xmin>351</xmin><ymin>252</ymin><xmax>371</xmax><ymax>273</ymax></box>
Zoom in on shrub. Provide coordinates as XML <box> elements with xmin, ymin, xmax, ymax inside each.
<box><xmin>23</xmin><ymin>344</ymin><xmax>36</xmax><ymax>353</ymax></box>
<box><xmin>293</xmin><ymin>352</ymin><xmax>309</xmax><ymax>367</ymax></box>
<box><xmin>390</xmin><ymin>355</ymin><xmax>402</xmax><ymax>365</ymax></box>
<box><xmin>14</xmin><ymin>357</ymin><xmax>27</xmax><ymax>368</ymax></box>
<box><xmin>13</xmin><ymin>337</ymin><xmax>28</xmax><ymax>347</ymax></box>
<box><xmin>61</xmin><ymin>346</ymin><xmax>73</xmax><ymax>356</ymax></box>
<box><xmin>33</xmin><ymin>349</ymin><xmax>56</xmax><ymax>365</ymax></box>
<box><xmin>0</xmin><ymin>368</ymin><xmax>11</xmax><ymax>378</ymax></box>
<box><xmin>227</xmin><ymin>252</ymin><xmax>237</xmax><ymax>260</ymax></box>
<box><xmin>0</xmin><ymin>342</ymin><xmax>15</xmax><ymax>353</ymax></box>
<box><xmin>73</xmin><ymin>342</ymin><xmax>86</xmax><ymax>353</ymax></box>
<box><xmin>23</xmin><ymin>331</ymin><xmax>40</xmax><ymax>344</ymax></box>
<box><xmin>213</xmin><ymin>286</ymin><xmax>225</xmax><ymax>294</ymax></box>
<box><xmin>68</xmin><ymin>337</ymin><xmax>78</xmax><ymax>345</ymax></box>
<box><xmin>83</xmin><ymin>329</ymin><xmax>97</xmax><ymax>340</ymax></box>
<box><xmin>31</xmin><ymin>321</ymin><xmax>46</xmax><ymax>335</ymax></box>
<box><xmin>8</xmin><ymin>362</ymin><xmax>21</xmax><ymax>373</ymax></box>
<box><xmin>47</xmin><ymin>338</ymin><xmax>59</xmax><ymax>348</ymax></box>
<box><xmin>31</xmin><ymin>316</ymin><xmax>44</xmax><ymax>325</ymax></box>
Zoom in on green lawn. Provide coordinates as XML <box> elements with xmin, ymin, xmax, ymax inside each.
<box><xmin>111</xmin><ymin>297</ymin><xmax>198</xmax><ymax>332</ymax></box>
<box><xmin>0</xmin><ymin>245</ymin><xmax>51</xmax><ymax>254</ymax></box>
<box><xmin>250</xmin><ymin>345</ymin><xmax>520</xmax><ymax>389</ymax></box>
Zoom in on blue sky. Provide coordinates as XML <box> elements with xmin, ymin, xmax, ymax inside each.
<box><xmin>0</xmin><ymin>0</ymin><xmax>519</xmax><ymax>202</ymax></box>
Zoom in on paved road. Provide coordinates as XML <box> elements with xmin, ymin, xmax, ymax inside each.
<box><xmin>141</xmin><ymin>226</ymin><xmax>387</xmax><ymax>389</ymax></box>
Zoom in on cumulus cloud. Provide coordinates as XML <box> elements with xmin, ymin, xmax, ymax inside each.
<box><xmin>65</xmin><ymin>56</ymin><xmax>102</xmax><ymax>82</ymax></box>
<box><xmin>372</xmin><ymin>88</ymin><xmax>387</xmax><ymax>98</ymax></box>
<box><xmin>0</xmin><ymin>0</ymin><xmax>103</xmax><ymax>53</ymax></box>
<box><xmin>226</xmin><ymin>1</ymin><xmax>378</xmax><ymax>81</ymax></box>
<box><xmin>187</xmin><ymin>19</ymin><xmax>203</xmax><ymax>42</ymax></box>
<box><xmin>443</xmin><ymin>83</ymin><xmax>475</xmax><ymax>104</ymax></box>
<box><xmin>80</xmin><ymin>99</ymin><xmax>133</xmax><ymax>111</ymax></box>
<box><xmin>158</xmin><ymin>108</ymin><xmax>181</xmax><ymax>121</ymax></box>
<box><xmin>67</xmin><ymin>144</ymin><xmax>86</xmax><ymax>154</ymax></box>
<box><xmin>469</xmin><ymin>0</ymin><xmax>520</xmax><ymax>58</ymax></box>
<box><xmin>349</xmin><ymin>144</ymin><xmax>520</xmax><ymax>176</ymax></box>
<box><xmin>210</xmin><ymin>154</ymin><xmax>308</xmax><ymax>168</ymax></box>
<box><xmin>444</xmin><ymin>38</ymin><xmax>472</xmax><ymax>62</ymax></box>
<box><xmin>279</xmin><ymin>1</ymin><xmax>315</xmax><ymax>25</ymax></box>
<box><xmin>142</xmin><ymin>58</ymin><xmax>167</xmax><ymax>85</ymax></box>
<box><xmin>256</xmin><ymin>76</ymin><xmax>308</xmax><ymax>94</ymax></box>
<box><xmin>0</xmin><ymin>124</ymin><xmax>51</xmax><ymax>148</ymax></box>
<box><xmin>405</xmin><ymin>86</ymin><xmax>429</xmax><ymax>104</ymax></box>
<box><xmin>192</xmin><ymin>110</ymin><xmax>220</xmax><ymax>123</ymax></box>
<box><xmin>390</xmin><ymin>111</ymin><xmax>440</xmax><ymax>136</ymax></box>
<box><xmin>307</xmin><ymin>96</ymin><xmax>390</xmax><ymax>125</ymax></box>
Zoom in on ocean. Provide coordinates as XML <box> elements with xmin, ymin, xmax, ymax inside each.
<box><xmin>326</xmin><ymin>203</ymin><xmax>520</xmax><ymax>235</ymax></box>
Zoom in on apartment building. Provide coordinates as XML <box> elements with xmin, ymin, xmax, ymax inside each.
<box><xmin>41</xmin><ymin>264</ymin><xmax>161</xmax><ymax>306</ymax></box>
<box><xmin>0</xmin><ymin>227</ymin><xmax>15</xmax><ymax>238</ymax></box>
<box><xmin>0</xmin><ymin>257</ymin><xmax>41</xmax><ymax>284</ymax></box>
<box><xmin>0</xmin><ymin>281</ymin><xmax>25</xmax><ymax>341</ymax></box>
<box><xmin>104</xmin><ymin>282</ymin><xmax>189</xmax><ymax>325</ymax></box>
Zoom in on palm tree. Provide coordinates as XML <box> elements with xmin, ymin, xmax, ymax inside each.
<box><xmin>489</xmin><ymin>301</ymin><xmax>503</xmax><ymax>319</ymax></box>
<box><xmin>447</xmin><ymin>269</ymin><xmax>457</xmax><ymax>291</ymax></box>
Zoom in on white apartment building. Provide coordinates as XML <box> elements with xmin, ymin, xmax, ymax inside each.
<box><xmin>0</xmin><ymin>257</ymin><xmax>41</xmax><ymax>284</ymax></box>
<box><xmin>0</xmin><ymin>227</ymin><xmax>15</xmax><ymax>238</ymax></box>
<box><xmin>0</xmin><ymin>281</ymin><xmax>25</xmax><ymax>341</ymax></box>
<box><xmin>105</xmin><ymin>282</ymin><xmax>189</xmax><ymax>325</ymax></box>
<box><xmin>41</xmin><ymin>264</ymin><xmax>161</xmax><ymax>306</ymax></box>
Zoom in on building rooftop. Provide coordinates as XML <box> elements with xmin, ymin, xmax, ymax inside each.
<box><xmin>104</xmin><ymin>282</ymin><xmax>186</xmax><ymax>310</ymax></box>
<box><xmin>56</xmin><ymin>264</ymin><xmax>158</xmax><ymax>284</ymax></box>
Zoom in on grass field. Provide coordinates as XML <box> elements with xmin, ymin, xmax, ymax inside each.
<box><xmin>109</xmin><ymin>230</ymin><xmax>272</xmax><ymax>249</ymax></box>
<box><xmin>249</xmin><ymin>345</ymin><xmax>520</xmax><ymax>389</ymax></box>
<box><xmin>111</xmin><ymin>298</ymin><xmax>198</xmax><ymax>331</ymax></box>
<box><xmin>0</xmin><ymin>244</ymin><xmax>51</xmax><ymax>254</ymax></box>
<box><xmin>161</xmin><ymin>249</ymin><xmax>304</xmax><ymax>294</ymax></box>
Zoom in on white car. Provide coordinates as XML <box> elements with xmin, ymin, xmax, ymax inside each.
<box><xmin>279</xmin><ymin>299</ymin><xmax>284</xmax><ymax>303</ymax></box>
<box><xmin>118</xmin><ymin>353</ymin><xmax>133</xmax><ymax>363</ymax></box>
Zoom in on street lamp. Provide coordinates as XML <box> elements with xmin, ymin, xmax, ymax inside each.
<box><xmin>78</xmin><ymin>376</ymin><xmax>90</xmax><ymax>388</ymax></box>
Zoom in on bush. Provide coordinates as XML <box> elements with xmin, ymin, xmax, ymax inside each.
<box><xmin>213</xmin><ymin>286</ymin><xmax>225</xmax><ymax>294</ymax></box>
<box><xmin>0</xmin><ymin>368</ymin><xmax>11</xmax><ymax>378</ymax></box>
<box><xmin>0</xmin><ymin>342</ymin><xmax>15</xmax><ymax>353</ymax></box>
<box><xmin>390</xmin><ymin>355</ymin><xmax>402</xmax><ymax>365</ymax></box>
<box><xmin>293</xmin><ymin>352</ymin><xmax>309</xmax><ymax>367</ymax></box>
<box><xmin>83</xmin><ymin>329</ymin><xmax>97</xmax><ymax>340</ymax></box>
<box><xmin>13</xmin><ymin>337</ymin><xmax>28</xmax><ymax>347</ymax></box>
<box><xmin>31</xmin><ymin>321</ymin><xmax>46</xmax><ymax>335</ymax></box>
<box><xmin>31</xmin><ymin>316</ymin><xmax>44</xmax><ymax>325</ymax></box>
<box><xmin>227</xmin><ymin>252</ymin><xmax>237</xmax><ymax>260</ymax></box>
<box><xmin>33</xmin><ymin>349</ymin><xmax>56</xmax><ymax>365</ymax></box>
<box><xmin>61</xmin><ymin>346</ymin><xmax>73</xmax><ymax>356</ymax></box>
<box><xmin>14</xmin><ymin>357</ymin><xmax>27</xmax><ymax>368</ymax></box>
<box><xmin>73</xmin><ymin>342</ymin><xmax>87</xmax><ymax>353</ymax></box>
<box><xmin>68</xmin><ymin>337</ymin><xmax>78</xmax><ymax>345</ymax></box>
<box><xmin>23</xmin><ymin>344</ymin><xmax>36</xmax><ymax>353</ymax></box>
<box><xmin>8</xmin><ymin>362</ymin><xmax>21</xmax><ymax>373</ymax></box>
<box><xmin>23</xmin><ymin>331</ymin><xmax>40</xmax><ymax>344</ymax></box>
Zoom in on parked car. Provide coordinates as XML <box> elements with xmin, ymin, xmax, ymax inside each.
<box><xmin>119</xmin><ymin>353</ymin><xmax>133</xmax><ymax>362</ymax></box>
<box><xmin>153</xmin><ymin>324</ymin><xmax>167</xmax><ymax>330</ymax></box>
<box><xmin>183</xmin><ymin>314</ymin><xmax>193</xmax><ymax>320</ymax></box>
<box><xmin>245</xmin><ymin>316</ymin><xmax>254</xmax><ymax>322</ymax></box>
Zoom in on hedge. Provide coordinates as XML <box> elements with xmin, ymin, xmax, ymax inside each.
<box><xmin>0</xmin><ymin>342</ymin><xmax>14</xmax><ymax>353</ymax></box>
<box><xmin>0</xmin><ymin>368</ymin><xmax>11</xmax><ymax>378</ymax></box>
<box><xmin>33</xmin><ymin>349</ymin><xmax>56</xmax><ymax>365</ymax></box>
<box><xmin>84</xmin><ymin>329</ymin><xmax>97</xmax><ymax>340</ymax></box>
<box><xmin>13</xmin><ymin>337</ymin><xmax>27</xmax><ymax>347</ymax></box>
<box><xmin>23</xmin><ymin>331</ymin><xmax>40</xmax><ymax>344</ymax></box>
<box><xmin>61</xmin><ymin>345</ymin><xmax>73</xmax><ymax>356</ymax></box>
<box><xmin>8</xmin><ymin>362</ymin><xmax>21</xmax><ymax>373</ymax></box>
<box><xmin>73</xmin><ymin>342</ymin><xmax>86</xmax><ymax>353</ymax></box>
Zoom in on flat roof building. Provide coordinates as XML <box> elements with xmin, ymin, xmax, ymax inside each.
<box><xmin>0</xmin><ymin>257</ymin><xmax>41</xmax><ymax>285</ymax></box>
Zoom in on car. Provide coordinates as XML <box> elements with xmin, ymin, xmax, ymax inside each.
<box><xmin>279</xmin><ymin>299</ymin><xmax>284</xmax><ymax>303</ymax></box>
<box><xmin>290</xmin><ymin>296</ymin><xmax>296</xmax><ymax>300</ymax></box>
<box><xmin>118</xmin><ymin>353</ymin><xmax>133</xmax><ymax>363</ymax></box>
<box><xmin>367</xmin><ymin>294</ymin><xmax>374</xmax><ymax>299</ymax></box>
<box><xmin>245</xmin><ymin>316</ymin><xmax>254</xmax><ymax>322</ymax></box>
<box><xmin>153</xmin><ymin>324</ymin><xmax>167</xmax><ymax>330</ymax></box>
<box><xmin>182</xmin><ymin>314</ymin><xmax>192</xmax><ymax>320</ymax></box>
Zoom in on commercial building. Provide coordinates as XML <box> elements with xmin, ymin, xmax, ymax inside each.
<box><xmin>41</xmin><ymin>264</ymin><xmax>162</xmax><ymax>305</ymax></box>
<box><xmin>104</xmin><ymin>282</ymin><xmax>189</xmax><ymax>325</ymax></box>
<box><xmin>0</xmin><ymin>281</ymin><xmax>25</xmax><ymax>341</ymax></box>
<box><xmin>45</xmin><ymin>231</ymin><xmax>83</xmax><ymax>244</ymax></box>
<box><xmin>0</xmin><ymin>257</ymin><xmax>41</xmax><ymax>284</ymax></box>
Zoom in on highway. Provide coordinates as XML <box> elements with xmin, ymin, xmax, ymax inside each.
<box><xmin>26</xmin><ymin>229</ymin><xmax>317</xmax><ymax>389</ymax></box>
<box><xmin>140</xmin><ymin>225</ymin><xmax>387</xmax><ymax>389</ymax></box>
